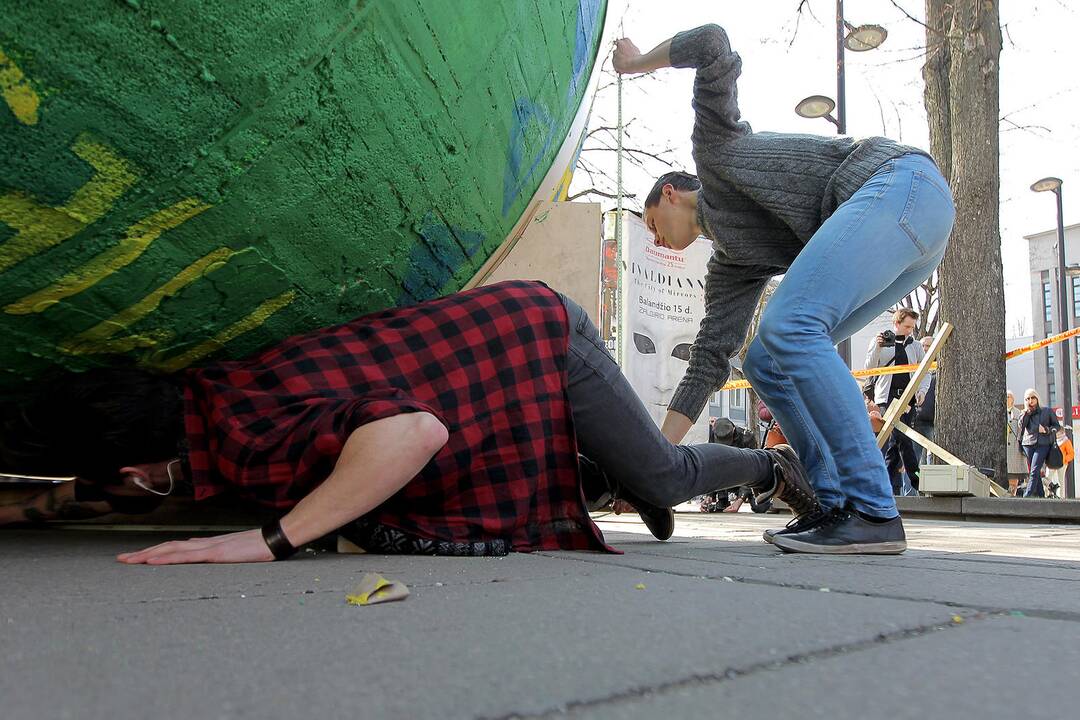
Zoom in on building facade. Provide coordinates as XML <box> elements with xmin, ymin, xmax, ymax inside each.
<box><xmin>1025</xmin><ymin>222</ymin><xmax>1080</xmax><ymax>414</ymax></box>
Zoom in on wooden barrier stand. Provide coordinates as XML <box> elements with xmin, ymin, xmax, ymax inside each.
<box><xmin>874</xmin><ymin>322</ymin><xmax>1002</xmax><ymax>497</ymax></box>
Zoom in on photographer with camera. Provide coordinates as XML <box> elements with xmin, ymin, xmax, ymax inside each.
<box><xmin>865</xmin><ymin>309</ymin><xmax>931</xmax><ymax>495</ymax></box>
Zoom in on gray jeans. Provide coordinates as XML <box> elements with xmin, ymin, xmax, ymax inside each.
<box><xmin>560</xmin><ymin>295</ymin><xmax>773</xmax><ymax>507</ymax></box>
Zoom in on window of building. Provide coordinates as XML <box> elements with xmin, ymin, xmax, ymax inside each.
<box><xmin>1044</xmin><ymin>281</ymin><xmax>1053</xmax><ymax>324</ymax></box>
<box><xmin>1047</xmin><ymin>345</ymin><xmax>1057</xmax><ymax>406</ymax></box>
<box><xmin>730</xmin><ymin>388</ymin><xmax>745</xmax><ymax>410</ymax></box>
<box><xmin>1073</xmin><ymin>276</ymin><xmax>1080</xmax><ymax>318</ymax></box>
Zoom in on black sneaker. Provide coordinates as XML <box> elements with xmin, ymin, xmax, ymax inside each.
<box><xmin>771</xmin><ymin>507</ymin><xmax>907</xmax><ymax>555</ymax></box>
<box><xmin>581</xmin><ymin>456</ymin><xmax>674</xmax><ymax>541</ymax></box>
<box><xmin>763</xmin><ymin>507</ymin><xmax>829</xmax><ymax>545</ymax></box>
<box><xmin>631</xmin><ymin>500</ymin><xmax>675</xmax><ymax>541</ymax></box>
<box><xmin>755</xmin><ymin>445</ymin><xmax>820</xmax><ymax>520</ymax></box>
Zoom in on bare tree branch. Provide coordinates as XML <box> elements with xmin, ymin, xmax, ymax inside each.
<box><xmin>788</xmin><ymin>0</ymin><xmax>819</xmax><ymax>48</ymax></box>
<box><xmin>1000</xmin><ymin>118</ymin><xmax>1052</xmax><ymax>136</ymax></box>
<box><xmin>887</xmin><ymin>0</ymin><xmax>935</xmax><ymax>33</ymax></box>
<box><xmin>566</xmin><ymin>188</ymin><xmax>638</xmax><ymax>202</ymax></box>
<box><xmin>582</xmin><ymin>145</ymin><xmax>676</xmax><ymax>165</ymax></box>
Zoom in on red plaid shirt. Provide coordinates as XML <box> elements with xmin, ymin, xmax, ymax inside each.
<box><xmin>183</xmin><ymin>280</ymin><xmax>610</xmax><ymax>552</ymax></box>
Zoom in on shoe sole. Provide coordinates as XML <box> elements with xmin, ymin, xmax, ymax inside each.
<box><xmin>762</xmin><ymin>530</ymin><xmax>776</xmax><ymax>545</ymax></box>
<box><xmin>771</xmin><ymin>536</ymin><xmax>907</xmax><ymax>555</ymax></box>
<box><xmin>641</xmin><ymin>509</ymin><xmax>675</xmax><ymax>541</ymax></box>
<box><xmin>767</xmin><ymin>445</ymin><xmax>821</xmax><ymax>518</ymax></box>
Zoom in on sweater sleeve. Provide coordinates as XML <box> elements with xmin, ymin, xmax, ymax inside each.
<box><xmin>668</xmin><ymin>254</ymin><xmax>774</xmax><ymax>421</ymax></box>
<box><xmin>865</xmin><ymin>335</ymin><xmax>884</xmax><ymax>370</ymax></box>
<box><xmin>668</xmin><ymin>24</ymin><xmax>752</xmax><ymax>141</ymax></box>
<box><xmin>913</xmin><ymin>343</ymin><xmax>933</xmax><ymax>396</ymax></box>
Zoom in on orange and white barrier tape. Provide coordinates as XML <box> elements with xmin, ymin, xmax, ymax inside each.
<box><xmin>717</xmin><ymin>325</ymin><xmax>1080</xmax><ymax>392</ymax></box>
<box><xmin>1004</xmin><ymin>325</ymin><xmax>1080</xmax><ymax>361</ymax></box>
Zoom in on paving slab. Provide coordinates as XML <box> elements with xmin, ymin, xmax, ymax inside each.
<box><xmin>581</xmin><ymin>515</ymin><xmax>1080</xmax><ymax>617</ymax></box>
<box><xmin>0</xmin><ymin>529</ymin><xmax>623</xmax><ymax>605</ymax></box>
<box><xmin>3</xmin><ymin>513</ymin><xmax>1079</xmax><ymax>720</ymax></box>
<box><xmin>567</xmin><ymin>615</ymin><xmax>1080</xmax><ymax>720</ymax></box>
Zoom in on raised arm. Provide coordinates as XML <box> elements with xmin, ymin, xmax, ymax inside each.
<box><xmin>117</xmin><ymin>412</ymin><xmax>448</xmax><ymax>564</ymax></box>
<box><xmin>616</xmin><ymin>25</ymin><xmax>750</xmax><ymax>143</ymax></box>
<box><xmin>865</xmin><ymin>334</ymin><xmax>885</xmax><ymax>369</ymax></box>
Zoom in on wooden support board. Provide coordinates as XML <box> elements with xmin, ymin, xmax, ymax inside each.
<box><xmin>894</xmin><ymin>419</ymin><xmax>1003</xmax><ymax>497</ymax></box>
<box><xmin>874</xmin><ymin>323</ymin><xmax>1004</xmax><ymax>498</ymax></box>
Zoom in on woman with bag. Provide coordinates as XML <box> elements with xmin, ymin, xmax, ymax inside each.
<box><xmin>1005</xmin><ymin>391</ymin><xmax>1028</xmax><ymax>496</ymax></box>
<box><xmin>1018</xmin><ymin>389</ymin><xmax>1060</xmax><ymax>498</ymax></box>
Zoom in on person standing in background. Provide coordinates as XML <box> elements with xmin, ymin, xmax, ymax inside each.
<box><xmin>1018</xmin><ymin>389</ymin><xmax>1060</xmax><ymax>498</ymax></box>
<box><xmin>866</xmin><ymin>309</ymin><xmax>931</xmax><ymax>495</ymax></box>
<box><xmin>1005</xmin><ymin>390</ymin><xmax>1028</xmax><ymax>496</ymax></box>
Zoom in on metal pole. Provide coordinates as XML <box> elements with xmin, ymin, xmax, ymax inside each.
<box><xmin>836</xmin><ymin>0</ymin><xmax>847</xmax><ymax>135</ymax></box>
<box><xmin>835</xmin><ymin>0</ymin><xmax>852</xmax><ymax>366</ymax></box>
<box><xmin>1054</xmin><ymin>186</ymin><xmax>1073</xmax><ymax>497</ymax></box>
<box><xmin>614</xmin><ymin>71</ymin><xmax>624</xmax><ymax>367</ymax></box>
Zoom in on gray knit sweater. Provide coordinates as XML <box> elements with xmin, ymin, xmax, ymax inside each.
<box><xmin>666</xmin><ymin>24</ymin><xmax>929</xmax><ymax>421</ymax></box>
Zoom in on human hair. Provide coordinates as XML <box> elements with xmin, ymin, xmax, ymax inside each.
<box><xmin>893</xmin><ymin>308</ymin><xmax>919</xmax><ymax>324</ymax></box>
<box><xmin>0</xmin><ymin>367</ymin><xmax>184</xmax><ymax>485</ymax></box>
<box><xmin>1023</xmin><ymin>388</ymin><xmax>1041</xmax><ymax>406</ymax></box>
<box><xmin>644</xmin><ymin>171</ymin><xmax>701</xmax><ymax>208</ymax></box>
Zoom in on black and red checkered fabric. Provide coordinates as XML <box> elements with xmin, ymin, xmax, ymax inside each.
<box><xmin>183</xmin><ymin>280</ymin><xmax>611</xmax><ymax>553</ymax></box>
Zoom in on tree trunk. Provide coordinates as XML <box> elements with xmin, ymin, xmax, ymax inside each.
<box><xmin>929</xmin><ymin>0</ymin><xmax>1006</xmax><ymax>481</ymax></box>
<box><xmin>923</xmin><ymin>0</ymin><xmax>953</xmax><ymax>185</ymax></box>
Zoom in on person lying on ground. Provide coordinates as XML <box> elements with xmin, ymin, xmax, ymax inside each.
<box><xmin>0</xmin><ymin>281</ymin><xmax>818</xmax><ymax>564</ymax></box>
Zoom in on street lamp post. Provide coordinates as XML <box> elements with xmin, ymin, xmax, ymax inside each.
<box><xmin>794</xmin><ymin>0</ymin><xmax>887</xmax><ymax>367</ymax></box>
<box><xmin>1032</xmin><ymin>176</ymin><xmax>1072</xmax><ymax>498</ymax></box>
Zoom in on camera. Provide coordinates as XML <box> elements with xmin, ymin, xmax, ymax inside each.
<box><xmin>880</xmin><ymin>329</ymin><xmax>896</xmax><ymax>344</ymax></box>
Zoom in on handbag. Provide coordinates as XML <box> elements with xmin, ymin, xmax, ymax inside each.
<box><xmin>1047</xmin><ymin>440</ymin><xmax>1064</xmax><ymax>469</ymax></box>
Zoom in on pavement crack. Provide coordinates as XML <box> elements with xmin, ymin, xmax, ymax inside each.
<box><xmin>479</xmin><ymin>614</ymin><xmax>993</xmax><ymax>720</ymax></box>
<box><xmin>537</xmin><ymin>552</ymin><xmax>1080</xmax><ymax>622</ymax></box>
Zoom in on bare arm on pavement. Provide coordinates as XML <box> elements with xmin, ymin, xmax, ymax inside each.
<box><xmin>117</xmin><ymin>412</ymin><xmax>448</xmax><ymax>565</ymax></box>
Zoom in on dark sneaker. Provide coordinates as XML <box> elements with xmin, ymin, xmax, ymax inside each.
<box><xmin>763</xmin><ymin>507</ymin><xmax>829</xmax><ymax>544</ymax></box>
<box><xmin>633</xmin><ymin>501</ymin><xmax>675</xmax><ymax>541</ymax></box>
<box><xmin>755</xmin><ymin>445</ymin><xmax>820</xmax><ymax>520</ymax></box>
<box><xmin>578</xmin><ymin>455</ymin><xmax>674</xmax><ymax>541</ymax></box>
<box><xmin>771</xmin><ymin>507</ymin><xmax>907</xmax><ymax>555</ymax></box>
<box><xmin>615</xmin><ymin>485</ymin><xmax>674</xmax><ymax>541</ymax></box>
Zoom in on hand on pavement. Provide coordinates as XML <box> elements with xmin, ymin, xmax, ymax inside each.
<box><xmin>117</xmin><ymin>528</ymin><xmax>275</xmax><ymax>565</ymax></box>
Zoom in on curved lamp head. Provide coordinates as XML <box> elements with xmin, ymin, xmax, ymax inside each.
<box><xmin>844</xmin><ymin>23</ymin><xmax>888</xmax><ymax>51</ymax></box>
<box><xmin>1031</xmin><ymin>177</ymin><xmax>1063</xmax><ymax>194</ymax></box>
<box><xmin>795</xmin><ymin>95</ymin><xmax>836</xmax><ymax>119</ymax></box>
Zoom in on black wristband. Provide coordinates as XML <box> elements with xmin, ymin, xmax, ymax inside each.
<box><xmin>261</xmin><ymin>519</ymin><xmax>298</xmax><ymax>561</ymax></box>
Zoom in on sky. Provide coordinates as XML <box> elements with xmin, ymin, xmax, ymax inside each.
<box><xmin>568</xmin><ymin>0</ymin><xmax>1080</xmax><ymax>338</ymax></box>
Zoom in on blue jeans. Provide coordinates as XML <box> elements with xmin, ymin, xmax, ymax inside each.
<box><xmin>1022</xmin><ymin>444</ymin><xmax>1048</xmax><ymax>498</ymax></box>
<box><xmin>743</xmin><ymin>154</ymin><xmax>955</xmax><ymax>518</ymax></box>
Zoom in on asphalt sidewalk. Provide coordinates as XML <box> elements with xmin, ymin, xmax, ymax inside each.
<box><xmin>3</xmin><ymin>513</ymin><xmax>1079</xmax><ymax>720</ymax></box>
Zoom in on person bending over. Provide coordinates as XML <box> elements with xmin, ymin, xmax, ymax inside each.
<box><xmin>0</xmin><ymin>281</ymin><xmax>817</xmax><ymax>564</ymax></box>
<box><xmin>614</xmin><ymin>23</ymin><xmax>955</xmax><ymax>554</ymax></box>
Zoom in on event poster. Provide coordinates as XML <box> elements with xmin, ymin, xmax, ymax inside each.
<box><xmin>613</xmin><ymin>212</ymin><xmax>713</xmax><ymax>445</ymax></box>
